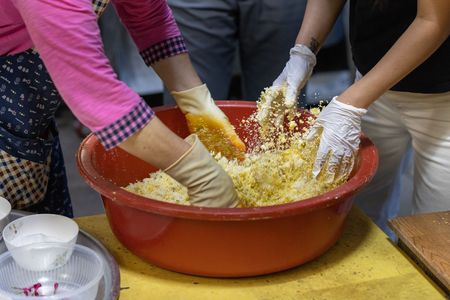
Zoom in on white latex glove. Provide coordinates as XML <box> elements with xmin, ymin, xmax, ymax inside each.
<box><xmin>164</xmin><ymin>134</ymin><xmax>239</xmax><ymax>208</ymax></box>
<box><xmin>172</xmin><ymin>84</ymin><xmax>246</xmax><ymax>160</ymax></box>
<box><xmin>257</xmin><ymin>44</ymin><xmax>316</xmax><ymax>126</ymax></box>
<box><xmin>306</xmin><ymin>97</ymin><xmax>367</xmax><ymax>180</ymax></box>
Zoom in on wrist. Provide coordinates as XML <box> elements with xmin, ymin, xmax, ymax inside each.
<box><xmin>333</xmin><ymin>96</ymin><xmax>367</xmax><ymax>116</ymax></box>
<box><xmin>290</xmin><ymin>44</ymin><xmax>317</xmax><ymax>67</ymax></box>
<box><xmin>339</xmin><ymin>78</ymin><xmax>386</xmax><ymax>109</ymax></box>
<box><xmin>171</xmin><ymin>84</ymin><xmax>215</xmax><ymax>114</ymax></box>
<box><xmin>338</xmin><ymin>88</ymin><xmax>371</xmax><ymax>109</ymax></box>
<box><xmin>153</xmin><ymin>53</ymin><xmax>203</xmax><ymax>92</ymax></box>
<box><xmin>120</xmin><ymin>117</ymin><xmax>190</xmax><ymax>170</ymax></box>
<box><xmin>171</xmin><ymin>79</ymin><xmax>204</xmax><ymax>94</ymax></box>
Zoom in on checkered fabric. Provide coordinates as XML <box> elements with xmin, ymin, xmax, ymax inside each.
<box><xmin>92</xmin><ymin>0</ymin><xmax>110</xmax><ymax>17</ymax></box>
<box><xmin>95</xmin><ymin>100</ymin><xmax>155</xmax><ymax>150</ymax></box>
<box><xmin>0</xmin><ymin>148</ymin><xmax>51</xmax><ymax>209</ymax></box>
<box><xmin>140</xmin><ymin>36</ymin><xmax>188</xmax><ymax>66</ymax></box>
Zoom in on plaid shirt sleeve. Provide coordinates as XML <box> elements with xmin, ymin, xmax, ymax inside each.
<box><xmin>94</xmin><ymin>100</ymin><xmax>155</xmax><ymax>150</ymax></box>
<box><xmin>140</xmin><ymin>35</ymin><xmax>187</xmax><ymax>66</ymax></box>
<box><xmin>111</xmin><ymin>0</ymin><xmax>188</xmax><ymax>65</ymax></box>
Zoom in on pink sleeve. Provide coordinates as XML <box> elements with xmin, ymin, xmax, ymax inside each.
<box><xmin>10</xmin><ymin>0</ymin><xmax>152</xmax><ymax>134</ymax></box>
<box><xmin>111</xmin><ymin>0</ymin><xmax>181</xmax><ymax>52</ymax></box>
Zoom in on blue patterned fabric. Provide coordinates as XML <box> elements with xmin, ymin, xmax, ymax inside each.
<box><xmin>0</xmin><ymin>49</ymin><xmax>73</xmax><ymax>217</ymax></box>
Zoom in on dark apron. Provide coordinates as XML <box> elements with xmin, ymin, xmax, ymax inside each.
<box><xmin>0</xmin><ymin>49</ymin><xmax>73</xmax><ymax>217</ymax></box>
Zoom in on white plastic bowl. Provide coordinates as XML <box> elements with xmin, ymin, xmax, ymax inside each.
<box><xmin>0</xmin><ymin>244</ymin><xmax>104</xmax><ymax>300</ymax></box>
<box><xmin>0</xmin><ymin>197</ymin><xmax>11</xmax><ymax>254</ymax></box>
<box><xmin>0</xmin><ymin>197</ymin><xmax>11</xmax><ymax>234</ymax></box>
<box><xmin>2</xmin><ymin>214</ymin><xmax>78</xmax><ymax>271</ymax></box>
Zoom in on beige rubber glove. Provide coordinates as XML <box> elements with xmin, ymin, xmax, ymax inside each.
<box><xmin>172</xmin><ymin>84</ymin><xmax>246</xmax><ymax>160</ymax></box>
<box><xmin>164</xmin><ymin>134</ymin><xmax>239</xmax><ymax>208</ymax></box>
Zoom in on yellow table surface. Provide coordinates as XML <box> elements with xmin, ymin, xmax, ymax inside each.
<box><xmin>76</xmin><ymin>207</ymin><xmax>446</xmax><ymax>299</ymax></box>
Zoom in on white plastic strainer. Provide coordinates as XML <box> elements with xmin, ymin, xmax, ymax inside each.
<box><xmin>0</xmin><ymin>244</ymin><xmax>103</xmax><ymax>299</ymax></box>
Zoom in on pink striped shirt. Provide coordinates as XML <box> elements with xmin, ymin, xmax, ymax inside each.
<box><xmin>0</xmin><ymin>0</ymin><xmax>187</xmax><ymax>149</ymax></box>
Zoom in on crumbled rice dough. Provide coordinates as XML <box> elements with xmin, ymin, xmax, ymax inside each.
<box><xmin>125</xmin><ymin>89</ymin><xmax>347</xmax><ymax>207</ymax></box>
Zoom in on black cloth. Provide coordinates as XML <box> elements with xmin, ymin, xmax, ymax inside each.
<box><xmin>349</xmin><ymin>0</ymin><xmax>450</xmax><ymax>93</ymax></box>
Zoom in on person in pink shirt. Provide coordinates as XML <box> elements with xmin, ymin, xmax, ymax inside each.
<box><xmin>0</xmin><ymin>0</ymin><xmax>244</xmax><ymax>216</ymax></box>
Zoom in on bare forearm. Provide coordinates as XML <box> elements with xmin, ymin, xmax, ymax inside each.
<box><xmin>119</xmin><ymin>117</ymin><xmax>190</xmax><ymax>170</ymax></box>
<box><xmin>340</xmin><ymin>0</ymin><xmax>450</xmax><ymax>108</ymax></box>
<box><xmin>296</xmin><ymin>0</ymin><xmax>346</xmax><ymax>53</ymax></box>
<box><xmin>152</xmin><ymin>53</ymin><xmax>203</xmax><ymax>92</ymax></box>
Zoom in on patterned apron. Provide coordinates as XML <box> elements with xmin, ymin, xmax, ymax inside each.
<box><xmin>0</xmin><ymin>50</ymin><xmax>73</xmax><ymax>217</ymax></box>
<box><xmin>0</xmin><ymin>0</ymin><xmax>111</xmax><ymax>217</ymax></box>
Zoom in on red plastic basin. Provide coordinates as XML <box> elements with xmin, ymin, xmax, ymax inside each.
<box><xmin>76</xmin><ymin>101</ymin><xmax>378</xmax><ymax>277</ymax></box>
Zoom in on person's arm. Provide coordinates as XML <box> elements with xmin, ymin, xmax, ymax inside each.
<box><xmin>110</xmin><ymin>0</ymin><xmax>241</xmax><ymax>202</ymax></box>
<box><xmin>256</xmin><ymin>0</ymin><xmax>346</xmax><ymax>125</ymax></box>
<box><xmin>111</xmin><ymin>0</ymin><xmax>201</xmax><ymax>90</ymax></box>
<box><xmin>112</xmin><ymin>0</ymin><xmax>246</xmax><ymax>159</ymax></box>
<box><xmin>153</xmin><ymin>54</ymin><xmax>246</xmax><ymax>159</ymax></box>
<box><xmin>11</xmin><ymin>0</ymin><xmax>193</xmax><ymax>169</ymax></box>
<box><xmin>10</xmin><ymin>0</ymin><xmax>150</xmax><ymax>143</ymax></box>
<box><xmin>295</xmin><ymin>0</ymin><xmax>347</xmax><ymax>53</ymax></box>
<box><xmin>11</xmin><ymin>0</ymin><xmax>238</xmax><ymax>207</ymax></box>
<box><xmin>339</xmin><ymin>0</ymin><xmax>450</xmax><ymax>108</ymax></box>
<box><xmin>151</xmin><ymin>53</ymin><xmax>202</xmax><ymax>92</ymax></box>
<box><xmin>306</xmin><ymin>0</ymin><xmax>450</xmax><ymax>179</ymax></box>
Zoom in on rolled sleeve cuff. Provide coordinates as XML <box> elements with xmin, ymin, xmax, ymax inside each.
<box><xmin>94</xmin><ymin>100</ymin><xmax>155</xmax><ymax>150</ymax></box>
<box><xmin>140</xmin><ymin>35</ymin><xmax>187</xmax><ymax>66</ymax></box>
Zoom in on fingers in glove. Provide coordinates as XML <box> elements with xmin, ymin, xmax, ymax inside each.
<box><xmin>186</xmin><ymin>114</ymin><xmax>246</xmax><ymax>161</ymax></box>
<box><xmin>256</xmin><ymin>92</ymin><xmax>276</xmax><ymax>124</ymax></box>
<box><xmin>273</xmin><ymin>110</ymin><xmax>286</xmax><ymax>128</ymax></box>
<box><xmin>285</xmin><ymin>81</ymin><xmax>299</xmax><ymax>109</ymax></box>
<box><xmin>305</xmin><ymin>124</ymin><xmax>321</xmax><ymax>141</ymax></box>
<box><xmin>312</xmin><ymin>153</ymin><xmax>327</xmax><ymax>178</ymax></box>
<box><xmin>272</xmin><ymin>70</ymin><xmax>287</xmax><ymax>87</ymax></box>
<box><xmin>336</xmin><ymin>154</ymin><xmax>355</xmax><ymax>181</ymax></box>
<box><xmin>312</xmin><ymin>143</ymin><xmax>330</xmax><ymax>178</ymax></box>
<box><xmin>323</xmin><ymin>151</ymin><xmax>344</xmax><ymax>183</ymax></box>
<box><xmin>165</xmin><ymin>134</ymin><xmax>240</xmax><ymax>208</ymax></box>
<box><xmin>257</xmin><ymin>86</ymin><xmax>287</xmax><ymax>134</ymax></box>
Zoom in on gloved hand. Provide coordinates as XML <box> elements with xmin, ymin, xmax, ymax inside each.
<box><xmin>257</xmin><ymin>44</ymin><xmax>316</xmax><ymax>127</ymax></box>
<box><xmin>305</xmin><ymin>97</ymin><xmax>367</xmax><ymax>180</ymax></box>
<box><xmin>164</xmin><ymin>134</ymin><xmax>239</xmax><ymax>208</ymax></box>
<box><xmin>172</xmin><ymin>84</ymin><xmax>246</xmax><ymax>160</ymax></box>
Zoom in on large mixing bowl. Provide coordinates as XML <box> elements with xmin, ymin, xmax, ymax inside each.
<box><xmin>77</xmin><ymin>101</ymin><xmax>378</xmax><ymax>277</ymax></box>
